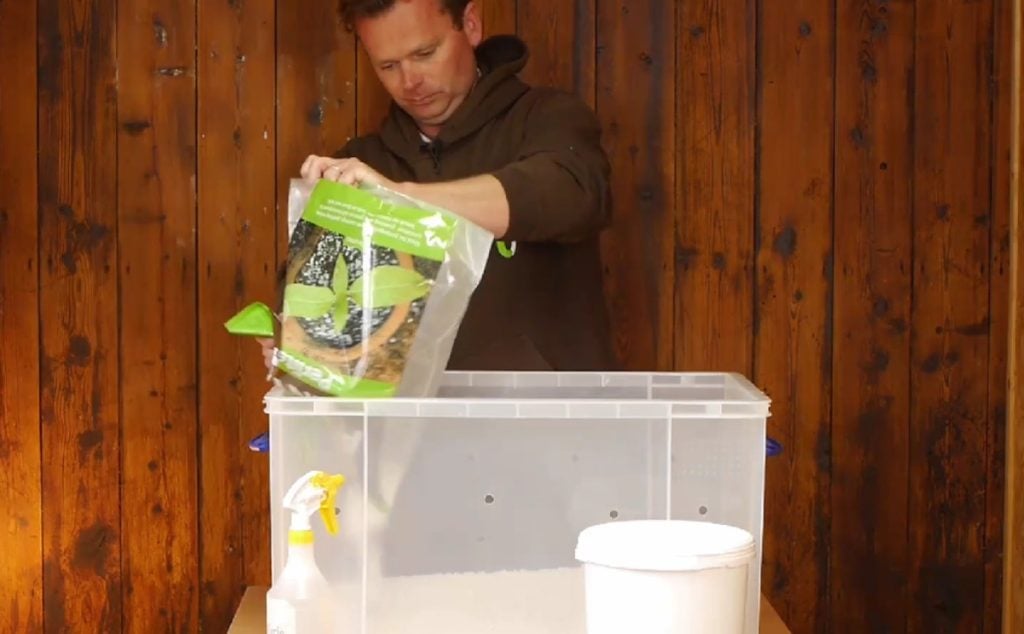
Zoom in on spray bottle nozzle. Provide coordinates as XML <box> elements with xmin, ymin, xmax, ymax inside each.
<box><xmin>311</xmin><ymin>472</ymin><xmax>345</xmax><ymax>535</ymax></box>
<box><xmin>282</xmin><ymin>470</ymin><xmax>347</xmax><ymax>540</ymax></box>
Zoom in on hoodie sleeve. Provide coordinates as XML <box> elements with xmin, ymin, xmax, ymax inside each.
<box><xmin>490</xmin><ymin>90</ymin><xmax>612</xmax><ymax>243</ymax></box>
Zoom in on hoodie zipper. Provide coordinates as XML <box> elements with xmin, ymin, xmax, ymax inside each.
<box><xmin>422</xmin><ymin>140</ymin><xmax>442</xmax><ymax>175</ymax></box>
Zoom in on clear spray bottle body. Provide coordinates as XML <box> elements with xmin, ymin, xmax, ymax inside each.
<box><xmin>266</xmin><ymin>471</ymin><xmax>345</xmax><ymax>634</ymax></box>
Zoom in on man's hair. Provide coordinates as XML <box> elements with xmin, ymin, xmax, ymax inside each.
<box><xmin>339</xmin><ymin>0</ymin><xmax>471</xmax><ymax>30</ymax></box>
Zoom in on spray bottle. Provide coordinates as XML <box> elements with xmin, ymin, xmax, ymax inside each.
<box><xmin>266</xmin><ymin>470</ymin><xmax>346</xmax><ymax>633</ymax></box>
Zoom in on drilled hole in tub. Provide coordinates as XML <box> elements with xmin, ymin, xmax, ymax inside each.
<box><xmin>609</xmin><ymin>510</ymin><xmax>619</xmax><ymax>519</ymax></box>
<box><xmin>699</xmin><ymin>506</ymin><xmax>708</xmax><ymax>515</ymax></box>
<box><xmin>485</xmin><ymin>494</ymin><xmax>494</xmax><ymax>504</ymax></box>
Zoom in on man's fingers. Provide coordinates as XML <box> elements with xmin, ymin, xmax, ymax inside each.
<box><xmin>338</xmin><ymin>168</ymin><xmax>361</xmax><ymax>186</ymax></box>
<box><xmin>298</xmin><ymin>155</ymin><xmax>378</xmax><ymax>188</ymax></box>
<box><xmin>301</xmin><ymin>155</ymin><xmax>336</xmax><ymax>183</ymax></box>
<box><xmin>323</xmin><ymin>159</ymin><xmax>369</xmax><ymax>186</ymax></box>
<box><xmin>323</xmin><ymin>164</ymin><xmax>343</xmax><ymax>182</ymax></box>
<box><xmin>309</xmin><ymin>157</ymin><xmax>331</xmax><ymax>183</ymax></box>
<box><xmin>300</xmin><ymin>156</ymin><xmax>318</xmax><ymax>183</ymax></box>
<box><xmin>299</xmin><ymin>154</ymin><xmax>315</xmax><ymax>179</ymax></box>
<box><xmin>300</xmin><ymin>154</ymin><xmax>330</xmax><ymax>181</ymax></box>
<box><xmin>256</xmin><ymin>337</ymin><xmax>275</xmax><ymax>373</ymax></box>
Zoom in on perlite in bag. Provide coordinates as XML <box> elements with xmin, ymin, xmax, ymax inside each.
<box><xmin>271</xmin><ymin>178</ymin><xmax>491</xmax><ymax>397</ymax></box>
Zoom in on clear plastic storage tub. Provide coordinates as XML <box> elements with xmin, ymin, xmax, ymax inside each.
<box><xmin>267</xmin><ymin>371</ymin><xmax>771</xmax><ymax>633</ymax></box>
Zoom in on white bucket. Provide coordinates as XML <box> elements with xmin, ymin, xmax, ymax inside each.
<box><xmin>574</xmin><ymin>520</ymin><xmax>755</xmax><ymax>634</ymax></box>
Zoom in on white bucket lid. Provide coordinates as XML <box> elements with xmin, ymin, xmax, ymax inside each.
<box><xmin>575</xmin><ymin>520</ymin><xmax>755</xmax><ymax>572</ymax></box>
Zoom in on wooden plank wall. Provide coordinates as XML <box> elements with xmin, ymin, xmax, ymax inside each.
<box><xmin>0</xmin><ymin>0</ymin><xmax>1015</xmax><ymax>632</ymax></box>
<box><xmin>1005</xmin><ymin>0</ymin><xmax>1024</xmax><ymax>625</ymax></box>
<box><xmin>0</xmin><ymin>0</ymin><xmax>41</xmax><ymax>630</ymax></box>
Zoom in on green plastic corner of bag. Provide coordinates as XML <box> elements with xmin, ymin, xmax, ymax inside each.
<box><xmin>224</xmin><ymin>302</ymin><xmax>276</xmax><ymax>338</ymax></box>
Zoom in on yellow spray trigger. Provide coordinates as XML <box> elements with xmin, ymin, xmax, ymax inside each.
<box><xmin>311</xmin><ymin>472</ymin><xmax>346</xmax><ymax>535</ymax></box>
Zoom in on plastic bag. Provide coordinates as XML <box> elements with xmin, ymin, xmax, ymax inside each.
<box><xmin>271</xmin><ymin>178</ymin><xmax>492</xmax><ymax>398</ymax></box>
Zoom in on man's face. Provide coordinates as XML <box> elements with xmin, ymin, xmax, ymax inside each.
<box><xmin>356</xmin><ymin>0</ymin><xmax>482</xmax><ymax>131</ymax></box>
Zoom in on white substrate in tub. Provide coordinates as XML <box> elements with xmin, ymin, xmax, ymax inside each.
<box><xmin>335</xmin><ymin>566</ymin><xmax>588</xmax><ymax>633</ymax></box>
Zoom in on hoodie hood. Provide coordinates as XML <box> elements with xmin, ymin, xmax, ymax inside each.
<box><xmin>378</xmin><ymin>35</ymin><xmax>531</xmax><ymax>160</ymax></box>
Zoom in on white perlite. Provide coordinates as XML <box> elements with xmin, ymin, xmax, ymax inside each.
<box><xmin>331</xmin><ymin>567</ymin><xmax>588</xmax><ymax>633</ymax></box>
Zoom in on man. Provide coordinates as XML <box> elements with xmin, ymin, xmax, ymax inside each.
<box><xmin>296</xmin><ymin>0</ymin><xmax>617</xmax><ymax>372</ymax></box>
<box><xmin>266</xmin><ymin>0</ymin><xmax>619</xmax><ymax>578</ymax></box>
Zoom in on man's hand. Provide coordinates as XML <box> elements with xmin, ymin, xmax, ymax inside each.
<box><xmin>300</xmin><ymin>154</ymin><xmax>510</xmax><ymax>238</ymax></box>
<box><xmin>257</xmin><ymin>337</ymin><xmax>275</xmax><ymax>377</ymax></box>
<box><xmin>300</xmin><ymin>154</ymin><xmax>395</xmax><ymax>190</ymax></box>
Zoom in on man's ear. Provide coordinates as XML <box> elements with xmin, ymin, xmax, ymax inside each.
<box><xmin>462</xmin><ymin>1</ymin><xmax>483</xmax><ymax>45</ymax></box>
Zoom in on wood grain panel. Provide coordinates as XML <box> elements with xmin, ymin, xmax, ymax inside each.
<box><xmin>831</xmin><ymin>0</ymin><xmax>913</xmax><ymax>631</ymax></box>
<box><xmin>755</xmin><ymin>1</ymin><xmax>834</xmax><ymax>631</ymax></box>
<box><xmin>37</xmin><ymin>0</ymin><xmax>122</xmax><ymax>631</ymax></box>
<box><xmin>278</xmin><ymin>0</ymin><xmax>357</xmax><ymax>234</ymax></box>
<box><xmin>910</xmin><ymin>0</ymin><xmax>994</xmax><ymax>630</ymax></box>
<box><xmin>594</xmin><ymin>0</ymin><xmax>674</xmax><ymax>372</ymax></box>
<box><xmin>517</xmin><ymin>0</ymin><xmax>595</xmax><ymax>106</ymax></box>
<box><xmin>675</xmin><ymin>0</ymin><xmax>755</xmax><ymax>375</ymax></box>
<box><xmin>1004</xmin><ymin>0</ymin><xmax>1024</xmax><ymax>626</ymax></box>
<box><xmin>117</xmin><ymin>1</ymin><xmax>199</xmax><ymax>631</ymax></box>
<box><xmin>480</xmin><ymin>0</ymin><xmax>515</xmax><ymax>36</ymax></box>
<box><xmin>198</xmin><ymin>0</ymin><xmax>277</xmax><ymax>628</ymax></box>
<box><xmin>0</xmin><ymin>0</ymin><xmax>41</xmax><ymax>630</ymax></box>
<box><xmin>987</xmin><ymin>0</ymin><xmax>1015</xmax><ymax>630</ymax></box>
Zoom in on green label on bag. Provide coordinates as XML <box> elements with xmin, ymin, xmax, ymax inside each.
<box><xmin>276</xmin><ymin>348</ymin><xmax>397</xmax><ymax>398</ymax></box>
<box><xmin>303</xmin><ymin>181</ymin><xmax>456</xmax><ymax>262</ymax></box>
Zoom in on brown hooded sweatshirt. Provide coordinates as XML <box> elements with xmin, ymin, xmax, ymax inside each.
<box><xmin>335</xmin><ymin>35</ymin><xmax>617</xmax><ymax>371</ymax></box>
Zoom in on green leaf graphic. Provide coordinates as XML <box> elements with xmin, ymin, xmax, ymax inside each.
<box><xmin>349</xmin><ymin>266</ymin><xmax>430</xmax><ymax>308</ymax></box>
<box><xmin>284</xmin><ymin>284</ymin><xmax>336</xmax><ymax>318</ymax></box>
<box><xmin>332</xmin><ymin>298</ymin><xmax>350</xmax><ymax>333</ymax></box>
<box><xmin>332</xmin><ymin>255</ymin><xmax>348</xmax><ymax>294</ymax></box>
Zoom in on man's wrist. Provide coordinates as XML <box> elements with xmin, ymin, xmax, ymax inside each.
<box><xmin>393</xmin><ymin>180</ymin><xmax>421</xmax><ymax>199</ymax></box>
